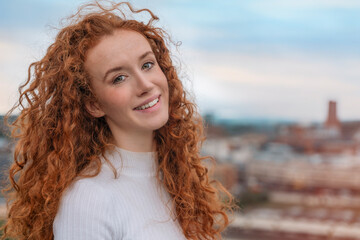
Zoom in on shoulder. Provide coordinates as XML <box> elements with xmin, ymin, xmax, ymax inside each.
<box><xmin>53</xmin><ymin>176</ymin><xmax>120</xmax><ymax>239</ymax></box>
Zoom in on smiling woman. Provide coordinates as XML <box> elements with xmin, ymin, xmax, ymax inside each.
<box><xmin>1</xmin><ymin>1</ymin><xmax>236</xmax><ymax>240</ymax></box>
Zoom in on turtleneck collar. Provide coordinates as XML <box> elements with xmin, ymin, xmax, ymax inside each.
<box><xmin>103</xmin><ymin>146</ymin><xmax>158</xmax><ymax>177</ymax></box>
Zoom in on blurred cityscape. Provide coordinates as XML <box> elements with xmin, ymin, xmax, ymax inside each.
<box><xmin>203</xmin><ymin>101</ymin><xmax>360</xmax><ymax>240</ymax></box>
<box><xmin>1</xmin><ymin>101</ymin><xmax>360</xmax><ymax>239</ymax></box>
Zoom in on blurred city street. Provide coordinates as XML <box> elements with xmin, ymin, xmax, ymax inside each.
<box><xmin>206</xmin><ymin>101</ymin><xmax>360</xmax><ymax>240</ymax></box>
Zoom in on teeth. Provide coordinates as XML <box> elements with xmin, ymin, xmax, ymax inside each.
<box><xmin>135</xmin><ymin>98</ymin><xmax>159</xmax><ymax>110</ymax></box>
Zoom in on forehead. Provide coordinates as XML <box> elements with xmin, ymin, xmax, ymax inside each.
<box><xmin>84</xmin><ymin>29</ymin><xmax>153</xmax><ymax>75</ymax></box>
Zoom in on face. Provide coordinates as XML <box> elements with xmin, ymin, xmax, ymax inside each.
<box><xmin>84</xmin><ymin>29</ymin><xmax>169</xmax><ymax>138</ymax></box>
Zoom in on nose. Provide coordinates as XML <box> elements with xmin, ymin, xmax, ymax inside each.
<box><xmin>134</xmin><ymin>70</ymin><xmax>154</xmax><ymax>96</ymax></box>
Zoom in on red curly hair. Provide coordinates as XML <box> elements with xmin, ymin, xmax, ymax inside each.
<box><xmin>2</xmin><ymin>1</ymin><xmax>236</xmax><ymax>239</ymax></box>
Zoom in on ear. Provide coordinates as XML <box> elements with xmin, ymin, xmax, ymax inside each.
<box><xmin>85</xmin><ymin>100</ymin><xmax>105</xmax><ymax>118</ymax></box>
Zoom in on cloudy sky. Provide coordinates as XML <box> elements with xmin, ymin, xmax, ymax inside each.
<box><xmin>0</xmin><ymin>0</ymin><xmax>359</xmax><ymax>123</ymax></box>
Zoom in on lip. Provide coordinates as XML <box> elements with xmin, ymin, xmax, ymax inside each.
<box><xmin>133</xmin><ymin>94</ymin><xmax>161</xmax><ymax>109</ymax></box>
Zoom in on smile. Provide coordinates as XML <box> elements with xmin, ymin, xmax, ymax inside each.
<box><xmin>134</xmin><ymin>97</ymin><xmax>160</xmax><ymax>110</ymax></box>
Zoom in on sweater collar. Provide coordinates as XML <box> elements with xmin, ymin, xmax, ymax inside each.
<box><xmin>104</xmin><ymin>146</ymin><xmax>158</xmax><ymax>177</ymax></box>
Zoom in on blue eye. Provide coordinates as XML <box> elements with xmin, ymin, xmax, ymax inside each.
<box><xmin>142</xmin><ymin>62</ymin><xmax>154</xmax><ymax>70</ymax></box>
<box><xmin>113</xmin><ymin>75</ymin><xmax>126</xmax><ymax>84</ymax></box>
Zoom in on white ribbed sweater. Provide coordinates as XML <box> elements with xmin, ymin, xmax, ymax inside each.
<box><xmin>53</xmin><ymin>147</ymin><xmax>187</xmax><ymax>240</ymax></box>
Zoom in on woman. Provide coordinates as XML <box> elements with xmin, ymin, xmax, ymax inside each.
<box><xmin>2</xmin><ymin>1</ymin><xmax>236</xmax><ymax>239</ymax></box>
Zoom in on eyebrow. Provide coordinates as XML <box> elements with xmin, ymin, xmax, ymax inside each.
<box><xmin>102</xmin><ymin>51</ymin><xmax>155</xmax><ymax>82</ymax></box>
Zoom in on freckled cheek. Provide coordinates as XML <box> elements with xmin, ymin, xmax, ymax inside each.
<box><xmin>158</xmin><ymin>74</ymin><xmax>169</xmax><ymax>94</ymax></box>
<box><xmin>101</xmin><ymin>91</ymin><xmax>130</xmax><ymax>111</ymax></box>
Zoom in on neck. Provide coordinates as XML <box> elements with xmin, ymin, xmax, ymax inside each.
<box><xmin>110</xmin><ymin>128</ymin><xmax>155</xmax><ymax>152</ymax></box>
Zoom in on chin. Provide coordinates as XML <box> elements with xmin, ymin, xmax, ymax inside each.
<box><xmin>152</xmin><ymin>114</ymin><xmax>169</xmax><ymax>131</ymax></box>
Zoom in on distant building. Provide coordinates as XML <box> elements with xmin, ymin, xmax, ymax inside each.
<box><xmin>325</xmin><ymin>101</ymin><xmax>341</xmax><ymax>129</ymax></box>
<box><xmin>276</xmin><ymin>100</ymin><xmax>359</xmax><ymax>155</ymax></box>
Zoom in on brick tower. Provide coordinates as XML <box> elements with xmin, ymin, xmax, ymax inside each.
<box><xmin>325</xmin><ymin>100</ymin><xmax>341</xmax><ymax>128</ymax></box>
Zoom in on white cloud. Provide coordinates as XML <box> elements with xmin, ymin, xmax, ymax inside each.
<box><xmin>181</xmin><ymin>48</ymin><xmax>360</xmax><ymax>121</ymax></box>
<box><xmin>0</xmin><ymin>40</ymin><xmax>36</xmax><ymax>114</ymax></box>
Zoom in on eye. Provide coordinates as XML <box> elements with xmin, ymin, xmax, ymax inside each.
<box><xmin>113</xmin><ymin>75</ymin><xmax>126</xmax><ymax>84</ymax></box>
<box><xmin>142</xmin><ymin>62</ymin><xmax>154</xmax><ymax>70</ymax></box>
